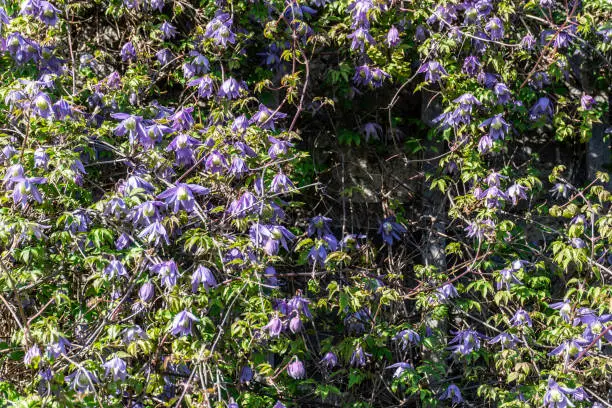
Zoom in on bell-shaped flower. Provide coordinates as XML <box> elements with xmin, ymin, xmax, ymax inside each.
<box><xmin>103</xmin><ymin>356</ymin><xmax>127</xmax><ymax>382</ymax></box>
<box><xmin>170</xmin><ymin>310</ymin><xmax>199</xmax><ymax>336</ymax></box>
<box><xmin>157</xmin><ymin>183</ymin><xmax>210</xmax><ymax>213</ymax></box>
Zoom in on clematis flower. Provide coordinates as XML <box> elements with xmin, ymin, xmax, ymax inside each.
<box><xmin>218</xmin><ymin>77</ymin><xmax>243</xmax><ymax>99</ymax></box>
<box><xmin>103</xmin><ymin>356</ymin><xmax>127</xmax><ymax>382</ymax></box>
<box><xmin>393</xmin><ymin>329</ymin><xmax>420</xmax><ymax>349</ymax></box>
<box><xmin>139</xmin><ymin>282</ymin><xmax>155</xmax><ymax>302</ymax></box>
<box><xmin>239</xmin><ymin>366</ymin><xmax>253</xmax><ymax>383</ymax></box>
<box><xmin>485</xmin><ymin>17</ymin><xmax>504</xmax><ymax>40</ymax></box>
<box><xmin>510</xmin><ymin>309</ymin><xmax>532</xmax><ymax>327</ymax></box>
<box><xmin>121</xmin><ymin>42</ymin><xmax>136</xmax><ymax>62</ymax></box>
<box><xmin>550</xmin><ymin>183</ymin><xmax>569</xmax><ymax>199</ymax></box>
<box><xmin>38</xmin><ymin>1</ymin><xmax>59</xmax><ymax>25</ymax></box>
<box><xmin>350</xmin><ymin>345</ymin><xmax>371</xmax><ymax>367</ymax></box>
<box><xmin>168</xmin><ymin>107</ymin><xmax>195</xmax><ymax>131</ymax></box>
<box><xmin>347</xmin><ymin>28</ymin><xmax>375</xmax><ymax>52</ymax></box>
<box><xmin>386</xmin><ymin>362</ymin><xmax>412</xmax><ymax>378</ymax></box>
<box><xmin>268</xmin><ymin>136</ymin><xmax>293</xmax><ymax>159</ymax></box>
<box><xmin>320</xmin><ymin>352</ymin><xmax>338</xmax><ymax>369</ymax></box>
<box><xmin>66</xmin><ymin>368</ymin><xmax>98</xmax><ymax>394</ymax></box>
<box><xmin>360</xmin><ymin>122</ymin><xmax>383</xmax><ymax>142</ymax></box>
<box><xmin>204</xmin><ymin>12</ymin><xmax>236</xmax><ymax>47</ymax></box>
<box><xmin>417</xmin><ymin>61</ymin><xmax>447</xmax><ymax>83</ymax></box>
<box><xmin>435</xmin><ymin>283</ymin><xmax>459</xmax><ymax>301</ymax></box>
<box><xmin>307</xmin><ymin>215</ymin><xmax>336</xmax><ymax>248</ymax></box>
<box><xmin>263</xmin><ymin>315</ymin><xmax>283</xmax><ymax>337</ymax></box>
<box><xmin>289</xmin><ymin>313</ymin><xmax>303</xmax><ymax>333</ymax></box>
<box><xmin>156</xmin><ymin>48</ymin><xmax>173</xmax><ymax>66</ymax></box>
<box><xmin>448</xmin><ymin>329</ymin><xmax>483</xmax><ymax>355</ymax></box>
<box><xmin>488</xmin><ymin>332</ymin><xmax>520</xmax><ymax>350</ymax></box>
<box><xmin>227</xmin><ymin>192</ymin><xmax>257</xmax><ymax>218</ymax></box>
<box><xmin>440</xmin><ymin>384</ymin><xmax>463</xmax><ymax>404</ymax></box>
<box><xmin>270</xmin><ymin>173</ymin><xmax>294</xmax><ymax>193</ymax></box>
<box><xmin>548</xmin><ymin>339</ymin><xmax>584</xmax><ymax>361</ymax></box>
<box><xmin>462</xmin><ymin>55</ymin><xmax>481</xmax><ymax>76</ymax></box>
<box><xmin>543</xmin><ymin>378</ymin><xmax>578</xmax><ymax>408</ymax></box>
<box><xmin>549</xmin><ymin>301</ymin><xmax>572</xmax><ymax>323</ymax></box>
<box><xmin>580</xmin><ymin>95</ymin><xmax>594</xmax><ymax>110</ymax></box>
<box><xmin>529</xmin><ymin>97</ymin><xmax>553</xmax><ymax>121</ymax></box>
<box><xmin>103</xmin><ymin>260</ymin><xmax>128</xmax><ymax>279</ymax></box>
<box><xmin>111</xmin><ymin>113</ymin><xmax>146</xmax><ymax>145</ymax></box>
<box><xmin>32</xmin><ymin>92</ymin><xmax>53</xmax><ymax>119</ymax></box>
<box><xmin>250</xmin><ymin>224</ymin><xmax>295</xmax><ymax>255</ymax></box>
<box><xmin>24</xmin><ymin>344</ymin><xmax>40</xmax><ymax>365</ymax></box>
<box><xmin>170</xmin><ymin>310</ymin><xmax>199</xmax><ymax>337</ymax></box>
<box><xmin>250</xmin><ymin>104</ymin><xmax>287</xmax><ymax>130</ymax></box>
<box><xmin>46</xmin><ymin>336</ymin><xmax>70</xmax><ymax>358</ymax></box>
<box><xmin>150</xmin><ymin>260</ymin><xmax>179</xmax><ymax>288</ymax></box>
<box><xmin>12</xmin><ymin>177</ymin><xmax>47</xmax><ymax>208</ymax></box>
<box><xmin>228</xmin><ymin>156</ymin><xmax>249</xmax><ymax>177</ymax></box>
<box><xmin>205</xmin><ymin>150</ymin><xmax>228</xmax><ymax>173</ymax></box>
<box><xmin>191</xmin><ymin>266</ymin><xmax>217</xmax><ymax>292</ymax></box>
<box><xmin>496</xmin><ymin>267</ymin><xmax>523</xmax><ymax>290</ymax></box>
<box><xmin>308</xmin><ymin>244</ymin><xmax>327</xmax><ymax>266</ymax></box>
<box><xmin>157</xmin><ymin>183</ymin><xmax>209</xmax><ymax>213</ymax></box>
<box><xmin>507</xmin><ymin>183</ymin><xmax>528</xmax><ymax>205</ymax></box>
<box><xmin>387</xmin><ymin>26</ymin><xmax>400</xmax><ymax>47</ymax></box>
<box><xmin>160</xmin><ymin>21</ymin><xmax>178</xmax><ymax>39</ymax></box>
<box><xmin>287</xmin><ymin>358</ymin><xmax>306</xmax><ymax>379</ymax></box>
<box><xmin>378</xmin><ymin>216</ymin><xmax>406</xmax><ymax>246</ymax></box>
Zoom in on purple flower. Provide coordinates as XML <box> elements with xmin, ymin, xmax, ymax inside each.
<box><xmin>231</xmin><ymin>115</ymin><xmax>248</xmax><ymax>134</ymax></box>
<box><xmin>166</xmin><ymin>133</ymin><xmax>201</xmax><ymax>167</ymax></box>
<box><xmin>476</xmin><ymin>185</ymin><xmax>508</xmax><ymax>209</ymax></box>
<box><xmin>549</xmin><ymin>301</ymin><xmax>572</xmax><ymax>323</ymax></box>
<box><xmin>227</xmin><ymin>192</ymin><xmax>257</xmax><ymax>218</ymax></box>
<box><xmin>544</xmin><ymin>378</ymin><xmax>578</xmax><ymax>408</ymax></box>
<box><xmin>270</xmin><ymin>173</ymin><xmax>294</xmax><ymax>193</ymax></box>
<box><xmin>520</xmin><ymin>33</ymin><xmax>536</xmax><ymax>50</ymax></box>
<box><xmin>289</xmin><ymin>313</ymin><xmax>303</xmax><ymax>333</ymax></box>
<box><xmin>228</xmin><ymin>156</ymin><xmax>249</xmax><ymax>177</ymax></box>
<box><xmin>393</xmin><ymin>329</ymin><xmax>420</xmax><ymax>349</ymax></box>
<box><xmin>160</xmin><ymin>21</ymin><xmax>178</xmax><ymax>39</ymax></box>
<box><xmin>529</xmin><ymin>97</ymin><xmax>554</xmax><ymax>121</ymax></box>
<box><xmin>103</xmin><ymin>260</ymin><xmax>128</xmax><ymax>279</ymax></box>
<box><xmin>250</xmin><ymin>224</ymin><xmax>295</xmax><ymax>255</ymax></box>
<box><xmin>205</xmin><ymin>150</ymin><xmax>228</xmax><ymax>173</ymax></box>
<box><xmin>496</xmin><ymin>267</ymin><xmax>523</xmax><ymax>290</ymax></box>
<box><xmin>12</xmin><ymin>177</ymin><xmax>47</xmax><ymax>208</ymax></box>
<box><xmin>122</xmin><ymin>325</ymin><xmax>148</xmax><ymax>343</ymax></box>
<box><xmin>268</xmin><ymin>136</ymin><xmax>294</xmax><ymax>159</ymax></box>
<box><xmin>507</xmin><ymin>183</ymin><xmax>527</xmax><ymax>205</ymax></box>
<box><xmin>218</xmin><ymin>77</ymin><xmax>243</xmax><ymax>99</ymax></box>
<box><xmin>550</xmin><ymin>183</ymin><xmax>569</xmax><ymax>199</ymax></box>
<box><xmin>103</xmin><ymin>356</ymin><xmax>127</xmax><ymax>382</ymax></box>
<box><xmin>150</xmin><ymin>260</ymin><xmax>179</xmax><ymax>288</ymax></box>
<box><xmin>308</xmin><ymin>244</ymin><xmax>327</xmax><ymax>266</ymax></box>
<box><xmin>157</xmin><ymin>183</ymin><xmax>210</xmax><ymax>213</ymax></box>
<box><xmin>4</xmin><ymin>164</ymin><xmax>24</xmax><ymax>186</ymax></box>
<box><xmin>24</xmin><ymin>344</ymin><xmax>40</xmax><ymax>365</ymax></box>
<box><xmin>263</xmin><ymin>315</ymin><xmax>283</xmax><ymax>337</ymax></box>
<box><xmin>480</xmin><ymin>114</ymin><xmax>510</xmax><ymax>141</ymax></box>
<box><xmin>46</xmin><ymin>337</ymin><xmax>70</xmax><ymax>358</ymax></box>
<box><xmin>53</xmin><ymin>99</ymin><xmax>73</xmax><ymax>120</ymax></box>
<box><xmin>440</xmin><ymin>384</ymin><xmax>463</xmax><ymax>404</ymax></box>
<box><xmin>435</xmin><ymin>283</ymin><xmax>459</xmax><ymax>302</ymax></box>
<box><xmin>168</xmin><ymin>107</ymin><xmax>195</xmax><ymax>131</ymax></box>
<box><xmin>170</xmin><ymin>310</ymin><xmax>199</xmax><ymax>337</ymax></box>
<box><xmin>320</xmin><ymin>352</ymin><xmax>338</xmax><ymax>369</ymax></box>
<box><xmin>139</xmin><ymin>282</ymin><xmax>155</xmax><ymax>302</ymax></box>
<box><xmin>494</xmin><ymin>83</ymin><xmax>512</xmax><ymax>105</ymax></box>
<box><xmin>66</xmin><ymin>368</ymin><xmax>98</xmax><ymax>394</ymax></box>
<box><xmin>386</xmin><ymin>362</ymin><xmax>412</xmax><ymax>378</ymax></box>
<box><xmin>353</xmin><ymin>65</ymin><xmax>372</xmax><ymax>86</ymax></box>
<box><xmin>250</xmin><ymin>104</ymin><xmax>287</xmax><ymax>130</ymax></box>
<box><xmin>417</xmin><ymin>61</ymin><xmax>447</xmax><ymax>83</ymax></box>
<box><xmin>448</xmin><ymin>329</ymin><xmax>483</xmax><ymax>355</ymax></box>
<box><xmin>116</xmin><ymin>232</ymin><xmax>133</xmax><ymax>250</ymax></box>
<box><xmin>239</xmin><ymin>366</ymin><xmax>253</xmax><ymax>383</ymax></box>
<box><xmin>387</xmin><ymin>26</ymin><xmax>400</xmax><ymax>47</ymax></box>
<box><xmin>485</xmin><ymin>17</ymin><xmax>504</xmax><ymax>41</ymax></box>
<box><xmin>287</xmin><ymin>358</ymin><xmax>306</xmax><ymax>379</ymax></box>
<box><xmin>360</xmin><ymin>122</ymin><xmax>383</xmax><ymax>142</ymax></box>
<box><xmin>548</xmin><ymin>339</ymin><xmax>584</xmax><ymax>359</ymax></box>
<box><xmin>488</xmin><ymin>332</ymin><xmax>520</xmax><ymax>350</ymax></box>
<box><xmin>348</xmin><ymin>28</ymin><xmax>375</xmax><ymax>52</ymax></box>
<box><xmin>129</xmin><ymin>201</ymin><xmax>164</xmax><ymax>226</ymax></box>
<box><xmin>121</xmin><ymin>42</ymin><xmax>136</xmax><ymax>62</ymax></box>
<box><xmin>510</xmin><ymin>309</ymin><xmax>532</xmax><ymax>327</ymax></box>
<box><xmin>580</xmin><ymin>95</ymin><xmax>594</xmax><ymax>110</ymax></box>
<box><xmin>204</xmin><ymin>12</ymin><xmax>236</xmax><ymax>47</ymax></box>
<box><xmin>111</xmin><ymin>113</ymin><xmax>146</xmax><ymax>145</ymax></box>
<box><xmin>378</xmin><ymin>216</ymin><xmax>406</xmax><ymax>246</ymax></box>
<box><xmin>38</xmin><ymin>1</ymin><xmax>59</xmax><ymax>26</ymax></box>
<box><xmin>32</xmin><ymin>92</ymin><xmax>53</xmax><ymax>119</ymax></box>
<box><xmin>156</xmin><ymin>48</ymin><xmax>173</xmax><ymax>65</ymax></box>
<box><xmin>350</xmin><ymin>345</ymin><xmax>370</xmax><ymax>367</ymax></box>
<box><xmin>191</xmin><ymin>266</ymin><xmax>217</xmax><ymax>292</ymax></box>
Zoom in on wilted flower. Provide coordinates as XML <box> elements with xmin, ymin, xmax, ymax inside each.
<box><xmin>378</xmin><ymin>216</ymin><xmax>406</xmax><ymax>246</ymax></box>
<box><xmin>170</xmin><ymin>310</ymin><xmax>199</xmax><ymax>336</ymax></box>
<box><xmin>103</xmin><ymin>356</ymin><xmax>127</xmax><ymax>382</ymax></box>
<box><xmin>287</xmin><ymin>358</ymin><xmax>306</xmax><ymax>379</ymax></box>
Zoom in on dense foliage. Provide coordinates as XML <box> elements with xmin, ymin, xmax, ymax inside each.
<box><xmin>0</xmin><ymin>0</ymin><xmax>610</xmax><ymax>406</ymax></box>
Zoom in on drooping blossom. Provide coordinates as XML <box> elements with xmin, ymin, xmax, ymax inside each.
<box><xmin>205</xmin><ymin>150</ymin><xmax>228</xmax><ymax>173</ymax></box>
<box><xmin>204</xmin><ymin>12</ymin><xmax>236</xmax><ymax>47</ymax></box>
<box><xmin>12</xmin><ymin>177</ymin><xmax>47</xmax><ymax>208</ymax></box>
<box><xmin>139</xmin><ymin>282</ymin><xmax>155</xmax><ymax>302</ymax></box>
<box><xmin>120</xmin><ymin>42</ymin><xmax>136</xmax><ymax>62</ymax></box>
<box><xmin>287</xmin><ymin>358</ymin><xmax>306</xmax><ymax>379</ymax></box>
<box><xmin>393</xmin><ymin>329</ymin><xmax>420</xmax><ymax>349</ymax></box>
<box><xmin>387</xmin><ymin>362</ymin><xmax>412</xmax><ymax>378</ymax></box>
<box><xmin>250</xmin><ymin>224</ymin><xmax>295</xmax><ymax>255</ymax></box>
<box><xmin>529</xmin><ymin>97</ymin><xmax>554</xmax><ymax>121</ymax></box>
<box><xmin>485</xmin><ymin>17</ymin><xmax>504</xmax><ymax>40</ymax></box>
<box><xmin>191</xmin><ymin>266</ymin><xmax>217</xmax><ymax>292</ymax></box>
<box><xmin>250</xmin><ymin>104</ymin><xmax>287</xmax><ymax>130</ymax></box>
<box><xmin>270</xmin><ymin>173</ymin><xmax>294</xmax><ymax>193</ymax></box>
<box><xmin>218</xmin><ymin>77</ymin><xmax>243</xmax><ymax>99</ymax></box>
<box><xmin>549</xmin><ymin>300</ymin><xmax>572</xmax><ymax>323</ymax></box>
<box><xmin>448</xmin><ymin>329</ymin><xmax>483</xmax><ymax>355</ymax></box>
<box><xmin>580</xmin><ymin>95</ymin><xmax>594</xmax><ymax>110</ymax></box>
<box><xmin>103</xmin><ymin>356</ymin><xmax>127</xmax><ymax>382</ymax></box>
<box><xmin>417</xmin><ymin>61</ymin><xmax>447</xmax><ymax>82</ymax></box>
<box><xmin>24</xmin><ymin>344</ymin><xmax>40</xmax><ymax>365</ymax></box>
<box><xmin>168</xmin><ymin>107</ymin><xmax>195</xmax><ymax>131</ymax></box>
<box><xmin>350</xmin><ymin>345</ymin><xmax>371</xmax><ymax>367</ymax></box>
<box><xmin>160</xmin><ymin>21</ymin><xmax>177</xmax><ymax>39</ymax></box>
<box><xmin>66</xmin><ymin>368</ymin><xmax>98</xmax><ymax>394</ymax></box>
<box><xmin>320</xmin><ymin>352</ymin><xmax>338</xmax><ymax>369</ymax></box>
<box><xmin>150</xmin><ymin>260</ymin><xmax>179</xmax><ymax>288</ymax></box>
<box><xmin>488</xmin><ymin>332</ymin><xmax>521</xmax><ymax>350</ymax></box>
<box><xmin>239</xmin><ymin>366</ymin><xmax>253</xmax><ymax>383</ymax></box>
<box><xmin>157</xmin><ymin>183</ymin><xmax>210</xmax><ymax>213</ymax></box>
<box><xmin>543</xmin><ymin>378</ymin><xmax>579</xmax><ymax>408</ymax></box>
<box><xmin>387</xmin><ymin>26</ymin><xmax>400</xmax><ymax>47</ymax></box>
<box><xmin>360</xmin><ymin>122</ymin><xmax>383</xmax><ymax>141</ymax></box>
<box><xmin>263</xmin><ymin>314</ymin><xmax>283</xmax><ymax>337</ymax></box>
<box><xmin>378</xmin><ymin>216</ymin><xmax>406</xmax><ymax>246</ymax></box>
<box><xmin>462</xmin><ymin>55</ymin><xmax>481</xmax><ymax>76</ymax></box>
<box><xmin>170</xmin><ymin>310</ymin><xmax>199</xmax><ymax>336</ymax></box>
<box><xmin>440</xmin><ymin>384</ymin><xmax>463</xmax><ymax>404</ymax></box>
<box><xmin>138</xmin><ymin>221</ymin><xmax>169</xmax><ymax>246</ymax></box>
<box><xmin>46</xmin><ymin>337</ymin><xmax>70</xmax><ymax>358</ymax></box>
<box><xmin>510</xmin><ymin>309</ymin><xmax>533</xmax><ymax>327</ymax></box>
<box><xmin>103</xmin><ymin>260</ymin><xmax>128</xmax><ymax>279</ymax></box>
<box><xmin>507</xmin><ymin>183</ymin><xmax>528</xmax><ymax>205</ymax></box>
